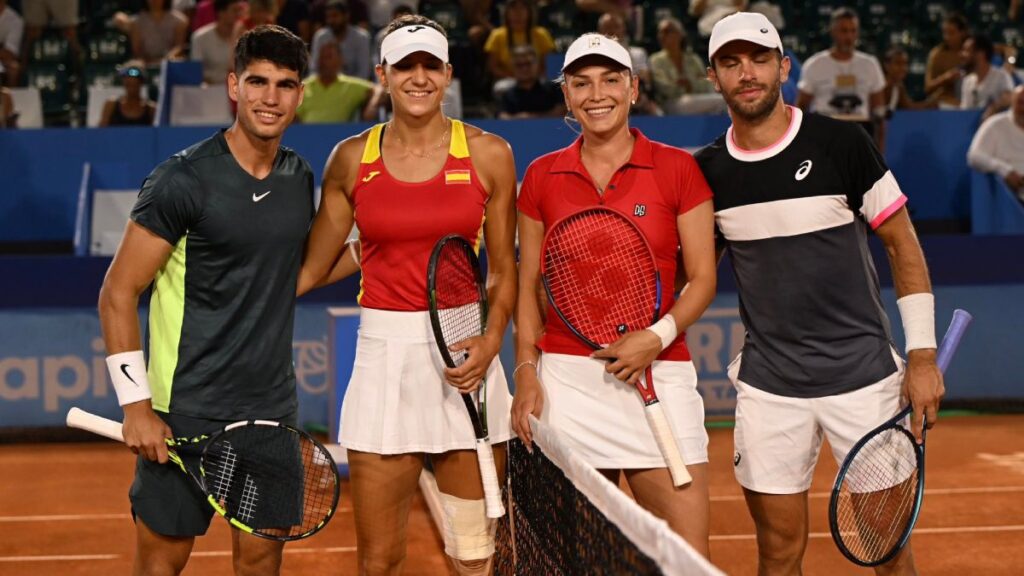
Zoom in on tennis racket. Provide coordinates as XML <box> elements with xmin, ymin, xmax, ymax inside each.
<box><xmin>427</xmin><ymin>234</ymin><xmax>505</xmax><ymax>518</ymax></box>
<box><xmin>829</xmin><ymin>308</ymin><xmax>973</xmax><ymax>566</ymax></box>
<box><xmin>540</xmin><ymin>206</ymin><xmax>691</xmax><ymax>487</ymax></box>
<box><xmin>66</xmin><ymin>407</ymin><xmax>340</xmax><ymax>541</ymax></box>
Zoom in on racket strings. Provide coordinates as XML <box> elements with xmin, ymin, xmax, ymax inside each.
<box><xmin>204</xmin><ymin>426</ymin><xmax>339</xmax><ymax>538</ymax></box>
<box><xmin>434</xmin><ymin>242</ymin><xmax>485</xmax><ymax>368</ymax></box>
<box><xmin>835</xmin><ymin>428</ymin><xmax>920</xmax><ymax>563</ymax></box>
<box><xmin>544</xmin><ymin>211</ymin><xmax>658</xmax><ymax>344</ymax></box>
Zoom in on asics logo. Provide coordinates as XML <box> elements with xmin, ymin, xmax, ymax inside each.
<box><xmin>362</xmin><ymin>171</ymin><xmax>381</xmax><ymax>183</ymax></box>
<box><xmin>252</xmin><ymin>190</ymin><xmax>272</xmax><ymax>202</ymax></box>
<box><xmin>795</xmin><ymin>160</ymin><xmax>813</xmax><ymax>181</ymax></box>
<box><xmin>119</xmin><ymin>364</ymin><xmax>138</xmax><ymax>386</ymax></box>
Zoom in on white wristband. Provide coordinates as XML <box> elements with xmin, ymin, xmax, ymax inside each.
<box><xmin>106</xmin><ymin>350</ymin><xmax>152</xmax><ymax>406</ymax></box>
<box><xmin>896</xmin><ymin>293</ymin><xmax>936</xmax><ymax>352</ymax></box>
<box><xmin>646</xmin><ymin>315</ymin><xmax>678</xmax><ymax>351</ymax></box>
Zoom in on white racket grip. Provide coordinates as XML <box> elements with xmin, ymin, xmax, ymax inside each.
<box><xmin>643</xmin><ymin>403</ymin><xmax>692</xmax><ymax>487</ymax></box>
<box><xmin>475</xmin><ymin>438</ymin><xmax>506</xmax><ymax>518</ymax></box>
<box><xmin>66</xmin><ymin>407</ymin><xmax>125</xmax><ymax>443</ymax></box>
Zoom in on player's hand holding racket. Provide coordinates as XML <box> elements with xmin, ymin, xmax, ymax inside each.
<box><xmin>591</xmin><ymin>328</ymin><xmax>665</xmax><ymax>385</ymax></box>
<box><xmin>902</xmin><ymin>347</ymin><xmax>946</xmax><ymax>444</ymax></box>
<box><xmin>67</xmin><ymin>407</ymin><xmax>341</xmax><ymax>541</ymax></box>
<box><xmin>541</xmin><ymin>206</ymin><xmax>691</xmax><ymax>487</ymax></box>
<box><xmin>120</xmin><ymin>402</ymin><xmax>174</xmax><ymax>462</ymax></box>
<box><xmin>442</xmin><ymin>330</ymin><xmax>501</xmax><ymax>394</ymax></box>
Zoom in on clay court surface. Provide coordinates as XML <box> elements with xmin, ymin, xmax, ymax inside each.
<box><xmin>1</xmin><ymin>414</ymin><xmax>1021</xmax><ymax>575</ymax></box>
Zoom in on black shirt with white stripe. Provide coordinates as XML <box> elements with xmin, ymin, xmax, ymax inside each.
<box><xmin>695</xmin><ymin>107</ymin><xmax>906</xmax><ymax>398</ymax></box>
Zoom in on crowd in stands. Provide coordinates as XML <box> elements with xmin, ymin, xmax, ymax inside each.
<box><xmin>0</xmin><ymin>0</ymin><xmax>1023</xmax><ymax>200</ymax></box>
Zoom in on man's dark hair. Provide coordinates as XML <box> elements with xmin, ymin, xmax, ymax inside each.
<box><xmin>383</xmin><ymin>14</ymin><xmax>447</xmax><ymax>38</ymax></box>
<box><xmin>969</xmin><ymin>34</ymin><xmax>995</xmax><ymax>62</ymax></box>
<box><xmin>830</xmin><ymin>6</ymin><xmax>858</xmax><ymax>25</ymax></box>
<box><xmin>884</xmin><ymin>45</ymin><xmax>908</xmax><ymax>64</ymax></box>
<box><xmin>326</xmin><ymin>0</ymin><xmax>349</xmax><ymax>13</ymax></box>
<box><xmin>214</xmin><ymin>0</ymin><xmax>244</xmax><ymax>13</ymax></box>
<box><xmin>944</xmin><ymin>12</ymin><xmax>969</xmax><ymax>33</ymax></box>
<box><xmin>234</xmin><ymin>25</ymin><xmax>309</xmax><ymax>78</ymax></box>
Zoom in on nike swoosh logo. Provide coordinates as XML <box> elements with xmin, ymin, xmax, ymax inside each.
<box><xmin>119</xmin><ymin>363</ymin><xmax>138</xmax><ymax>386</ymax></box>
<box><xmin>253</xmin><ymin>190</ymin><xmax>272</xmax><ymax>202</ymax></box>
<box><xmin>362</xmin><ymin>171</ymin><xmax>381</xmax><ymax>183</ymax></box>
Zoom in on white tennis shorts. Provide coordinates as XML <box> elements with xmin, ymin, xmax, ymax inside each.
<box><xmin>729</xmin><ymin>349</ymin><xmax>906</xmax><ymax>494</ymax></box>
<box><xmin>539</xmin><ymin>353</ymin><xmax>709</xmax><ymax>470</ymax></box>
<box><xmin>338</xmin><ymin>308</ymin><xmax>514</xmax><ymax>454</ymax></box>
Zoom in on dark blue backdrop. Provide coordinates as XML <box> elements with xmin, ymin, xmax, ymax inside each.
<box><xmin>0</xmin><ymin>110</ymin><xmax>984</xmax><ymax>243</ymax></box>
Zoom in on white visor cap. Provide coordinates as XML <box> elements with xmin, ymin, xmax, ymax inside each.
<box><xmin>381</xmin><ymin>24</ymin><xmax>449</xmax><ymax>65</ymax></box>
<box><xmin>708</xmin><ymin>12</ymin><xmax>783</xmax><ymax>61</ymax></box>
<box><xmin>561</xmin><ymin>33</ymin><xmax>632</xmax><ymax>73</ymax></box>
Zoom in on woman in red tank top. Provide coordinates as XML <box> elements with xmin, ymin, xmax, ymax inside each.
<box><xmin>298</xmin><ymin>15</ymin><xmax>518</xmax><ymax>575</ymax></box>
<box><xmin>511</xmin><ymin>33</ymin><xmax>718</xmax><ymax>557</ymax></box>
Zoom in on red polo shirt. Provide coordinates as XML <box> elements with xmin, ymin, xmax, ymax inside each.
<box><xmin>518</xmin><ymin>128</ymin><xmax>713</xmax><ymax>360</ymax></box>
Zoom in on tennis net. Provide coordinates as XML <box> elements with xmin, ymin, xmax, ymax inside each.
<box><xmin>492</xmin><ymin>416</ymin><xmax>724</xmax><ymax>576</ymax></box>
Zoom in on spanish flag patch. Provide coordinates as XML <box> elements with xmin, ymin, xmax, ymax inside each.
<box><xmin>445</xmin><ymin>170</ymin><xmax>471</xmax><ymax>185</ymax></box>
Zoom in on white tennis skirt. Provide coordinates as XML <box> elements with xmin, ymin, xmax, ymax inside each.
<box><xmin>338</xmin><ymin>307</ymin><xmax>514</xmax><ymax>454</ymax></box>
<box><xmin>539</xmin><ymin>353</ymin><xmax>709</xmax><ymax>470</ymax></box>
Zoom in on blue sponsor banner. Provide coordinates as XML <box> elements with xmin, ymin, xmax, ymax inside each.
<box><xmin>2</xmin><ymin>284</ymin><xmax>1021</xmax><ymax>429</ymax></box>
<box><xmin>0</xmin><ymin>306</ymin><xmax>334</xmax><ymax>428</ymax></box>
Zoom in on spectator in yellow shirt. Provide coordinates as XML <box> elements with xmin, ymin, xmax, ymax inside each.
<box><xmin>484</xmin><ymin>0</ymin><xmax>555</xmax><ymax>83</ymax></box>
<box><xmin>296</xmin><ymin>41</ymin><xmax>375</xmax><ymax>123</ymax></box>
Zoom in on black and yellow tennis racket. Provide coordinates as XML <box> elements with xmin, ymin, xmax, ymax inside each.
<box><xmin>66</xmin><ymin>407</ymin><xmax>340</xmax><ymax>541</ymax></box>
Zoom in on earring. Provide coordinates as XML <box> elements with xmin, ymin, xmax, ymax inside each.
<box><xmin>631</xmin><ymin>99</ymin><xmax>636</xmax><ymax>105</ymax></box>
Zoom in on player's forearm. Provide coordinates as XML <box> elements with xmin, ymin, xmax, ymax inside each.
<box><xmin>882</xmin><ymin>223</ymin><xmax>932</xmax><ymax>298</ymax></box>
<box><xmin>665</xmin><ymin>269</ymin><xmax>716</xmax><ymax>333</ymax></box>
<box><xmin>98</xmin><ymin>282</ymin><xmax>144</xmax><ymax>355</ymax></box>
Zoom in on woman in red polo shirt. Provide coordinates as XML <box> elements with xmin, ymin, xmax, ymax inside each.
<box><xmin>298</xmin><ymin>15</ymin><xmax>518</xmax><ymax>575</ymax></box>
<box><xmin>511</xmin><ymin>33</ymin><xmax>717</xmax><ymax>554</ymax></box>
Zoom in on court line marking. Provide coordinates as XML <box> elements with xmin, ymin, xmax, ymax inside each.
<box><xmin>0</xmin><ymin>555</ymin><xmax>120</xmax><ymax>562</ymax></box>
<box><xmin>711</xmin><ymin>524</ymin><xmax>1024</xmax><ymax>541</ymax></box>
<box><xmin>0</xmin><ymin>548</ymin><xmax>359</xmax><ymax>562</ymax></box>
<box><xmin>709</xmin><ymin>485</ymin><xmax>1024</xmax><ymax>502</ymax></box>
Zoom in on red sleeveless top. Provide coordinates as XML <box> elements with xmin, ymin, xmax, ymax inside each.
<box><xmin>353</xmin><ymin>120</ymin><xmax>488</xmax><ymax>311</ymax></box>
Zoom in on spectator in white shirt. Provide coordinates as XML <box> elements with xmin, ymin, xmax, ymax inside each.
<box><xmin>0</xmin><ymin>0</ymin><xmax>22</xmax><ymax>86</ymax></box>
<box><xmin>960</xmin><ymin>34</ymin><xmax>1013</xmax><ymax>121</ymax></box>
<box><xmin>310</xmin><ymin>0</ymin><xmax>371</xmax><ymax>80</ymax></box>
<box><xmin>968</xmin><ymin>85</ymin><xmax>1024</xmax><ymax>199</ymax></box>
<box><xmin>190</xmin><ymin>0</ymin><xmax>246</xmax><ymax>84</ymax></box>
<box><xmin>797</xmin><ymin>7</ymin><xmax>887</xmax><ymax>151</ymax></box>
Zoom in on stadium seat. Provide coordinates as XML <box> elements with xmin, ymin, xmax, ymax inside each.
<box><xmin>27</xmin><ymin>64</ymin><xmax>72</xmax><ymax>118</ymax></box>
<box><xmin>86</xmin><ymin>31</ymin><xmax>128</xmax><ymax>64</ymax></box>
<box><xmin>169</xmin><ymin>85</ymin><xmax>232</xmax><ymax>126</ymax></box>
<box><xmin>28</xmin><ymin>34</ymin><xmax>71</xmax><ymax>65</ymax></box>
<box><xmin>85</xmin><ymin>85</ymin><xmax>125</xmax><ymax>127</ymax></box>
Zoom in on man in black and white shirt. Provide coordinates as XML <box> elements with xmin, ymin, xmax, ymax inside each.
<box><xmin>697</xmin><ymin>12</ymin><xmax>942</xmax><ymax>575</ymax></box>
<box><xmin>797</xmin><ymin>7</ymin><xmax>886</xmax><ymax>151</ymax></box>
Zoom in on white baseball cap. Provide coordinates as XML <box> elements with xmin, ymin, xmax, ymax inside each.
<box><xmin>380</xmin><ymin>24</ymin><xmax>449</xmax><ymax>65</ymax></box>
<box><xmin>561</xmin><ymin>33</ymin><xmax>632</xmax><ymax>73</ymax></box>
<box><xmin>708</xmin><ymin>12</ymin><xmax>783</xmax><ymax>61</ymax></box>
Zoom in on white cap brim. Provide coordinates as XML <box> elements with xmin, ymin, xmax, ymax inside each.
<box><xmin>381</xmin><ymin>26</ymin><xmax>449</xmax><ymax>65</ymax></box>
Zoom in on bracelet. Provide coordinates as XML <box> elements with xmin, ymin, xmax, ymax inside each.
<box><xmin>512</xmin><ymin>360</ymin><xmax>538</xmax><ymax>380</ymax></box>
<box><xmin>897</xmin><ymin>293</ymin><xmax>937</xmax><ymax>352</ymax></box>
<box><xmin>106</xmin><ymin>350</ymin><xmax>152</xmax><ymax>406</ymax></box>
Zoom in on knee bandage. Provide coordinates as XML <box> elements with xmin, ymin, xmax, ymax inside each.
<box><xmin>440</xmin><ymin>493</ymin><xmax>496</xmax><ymax>561</ymax></box>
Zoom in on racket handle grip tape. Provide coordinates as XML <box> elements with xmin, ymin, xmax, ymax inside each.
<box><xmin>67</xmin><ymin>407</ymin><xmax>125</xmax><ymax>443</ymax></box>
<box><xmin>936</xmin><ymin>309</ymin><xmax>973</xmax><ymax>373</ymax></box>
<box><xmin>644</xmin><ymin>403</ymin><xmax>692</xmax><ymax>487</ymax></box>
<box><xmin>475</xmin><ymin>438</ymin><xmax>506</xmax><ymax>518</ymax></box>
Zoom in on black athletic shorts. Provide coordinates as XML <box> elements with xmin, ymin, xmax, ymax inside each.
<box><xmin>129</xmin><ymin>410</ymin><xmax>299</xmax><ymax>537</ymax></box>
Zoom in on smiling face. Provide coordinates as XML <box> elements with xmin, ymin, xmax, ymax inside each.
<box><xmin>377</xmin><ymin>51</ymin><xmax>452</xmax><ymax>118</ymax></box>
<box><xmin>228</xmin><ymin>59</ymin><xmax>304</xmax><ymax>141</ymax></box>
<box><xmin>561</xmin><ymin>58</ymin><xmax>638</xmax><ymax>138</ymax></box>
<box><xmin>708</xmin><ymin>41</ymin><xmax>789</xmax><ymax>123</ymax></box>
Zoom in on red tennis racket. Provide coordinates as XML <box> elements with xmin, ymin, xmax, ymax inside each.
<box><xmin>540</xmin><ymin>206</ymin><xmax>691</xmax><ymax>486</ymax></box>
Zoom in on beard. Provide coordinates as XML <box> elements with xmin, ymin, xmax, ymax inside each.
<box><xmin>722</xmin><ymin>75</ymin><xmax>783</xmax><ymax>123</ymax></box>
